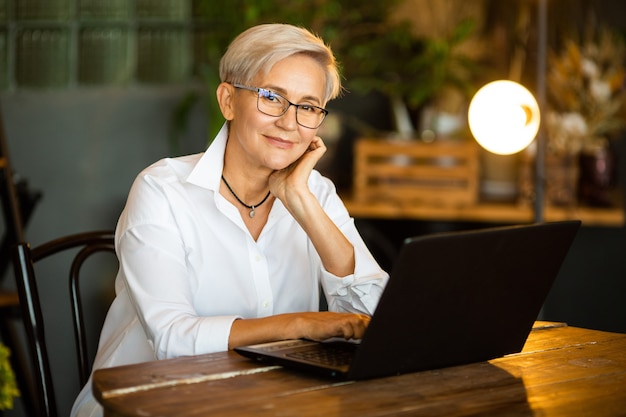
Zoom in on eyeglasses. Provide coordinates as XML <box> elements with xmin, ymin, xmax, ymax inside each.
<box><xmin>231</xmin><ymin>83</ymin><xmax>328</xmax><ymax>129</ymax></box>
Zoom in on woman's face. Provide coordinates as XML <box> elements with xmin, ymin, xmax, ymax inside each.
<box><xmin>227</xmin><ymin>54</ymin><xmax>327</xmax><ymax>172</ymax></box>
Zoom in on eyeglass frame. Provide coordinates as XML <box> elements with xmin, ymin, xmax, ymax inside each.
<box><xmin>229</xmin><ymin>83</ymin><xmax>329</xmax><ymax>129</ymax></box>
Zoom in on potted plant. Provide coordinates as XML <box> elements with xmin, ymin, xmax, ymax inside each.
<box><xmin>546</xmin><ymin>27</ymin><xmax>626</xmax><ymax>206</ymax></box>
<box><xmin>0</xmin><ymin>344</ymin><xmax>19</xmax><ymax>411</ymax></box>
<box><xmin>179</xmin><ymin>0</ymin><xmax>481</xmax><ymax>142</ymax></box>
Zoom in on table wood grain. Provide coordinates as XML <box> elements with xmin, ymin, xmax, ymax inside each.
<box><xmin>93</xmin><ymin>322</ymin><xmax>626</xmax><ymax>416</ymax></box>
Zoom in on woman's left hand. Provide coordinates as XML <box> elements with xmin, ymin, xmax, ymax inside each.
<box><xmin>269</xmin><ymin>136</ymin><xmax>326</xmax><ymax>213</ymax></box>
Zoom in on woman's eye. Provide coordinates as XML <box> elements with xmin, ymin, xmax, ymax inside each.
<box><xmin>300</xmin><ymin>105</ymin><xmax>316</xmax><ymax>114</ymax></box>
<box><xmin>261</xmin><ymin>92</ymin><xmax>280</xmax><ymax>104</ymax></box>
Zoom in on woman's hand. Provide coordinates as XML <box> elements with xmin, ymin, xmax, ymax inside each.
<box><xmin>267</xmin><ymin>135</ymin><xmax>355</xmax><ymax>278</ymax></box>
<box><xmin>289</xmin><ymin>312</ymin><xmax>371</xmax><ymax>341</ymax></box>
<box><xmin>229</xmin><ymin>312</ymin><xmax>371</xmax><ymax>349</ymax></box>
<box><xmin>268</xmin><ymin>136</ymin><xmax>326</xmax><ymax>212</ymax></box>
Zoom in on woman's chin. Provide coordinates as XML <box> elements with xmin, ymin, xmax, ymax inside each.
<box><xmin>264</xmin><ymin>156</ymin><xmax>299</xmax><ymax>172</ymax></box>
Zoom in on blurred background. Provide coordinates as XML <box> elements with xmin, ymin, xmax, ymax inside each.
<box><xmin>0</xmin><ymin>0</ymin><xmax>625</xmax><ymax>415</ymax></box>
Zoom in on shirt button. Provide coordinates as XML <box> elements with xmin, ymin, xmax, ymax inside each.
<box><xmin>255</xmin><ymin>255</ymin><xmax>262</xmax><ymax>262</ymax></box>
<box><xmin>262</xmin><ymin>301</ymin><xmax>270</xmax><ymax>308</ymax></box>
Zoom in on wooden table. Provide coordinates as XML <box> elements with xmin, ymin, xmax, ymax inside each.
<box><xmin>93</xmin><ymin>323</ymin><xmax>626</xmax><ymax>416</ymax></box>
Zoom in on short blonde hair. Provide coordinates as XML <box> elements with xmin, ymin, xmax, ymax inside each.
<box><xmin>219</xmin><ymin>23</ymin><xmax>342</xmax><ymax>103</ymax></box>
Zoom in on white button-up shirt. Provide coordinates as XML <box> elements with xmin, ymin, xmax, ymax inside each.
<box><xmin>72</xmin><ymin>124</ymin><xmax>388</xmax><ymax>416</ymax></box>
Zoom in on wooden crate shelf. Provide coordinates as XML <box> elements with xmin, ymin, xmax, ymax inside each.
<box><xmin>353</xmin><ymin>138</ymin><xmax>479</xmax><ymax>206</ymax></box>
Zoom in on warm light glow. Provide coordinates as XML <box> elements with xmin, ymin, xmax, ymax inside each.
<box><xmin>468</xmin><ymin>80</ymin><xmax>540</xmax><ymax>155</ymax></box>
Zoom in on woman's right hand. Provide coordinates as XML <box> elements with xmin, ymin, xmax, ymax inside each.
<box><xmin>289</xmin><ymin>311</ymin><xmax>371</xmax><ymax>341</ymax></box>
<box><xmin>229</xmin><ymin>312</ymin><xmax>371</xmax><ymax>349</ymax></box>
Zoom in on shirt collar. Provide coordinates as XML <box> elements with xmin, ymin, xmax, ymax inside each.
<box><xmin>185</xmin><ymin>122</ymin><xmax>289</xmax><ymax>223</ymax></box>
<box><xmin>186</xmin><ymin>122</ymin><xmax>229</xmax><ymax>192</ymax></box>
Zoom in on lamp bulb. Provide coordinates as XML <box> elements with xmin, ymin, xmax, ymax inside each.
<box><xmin>468</xmin><ymin>80</ymin><xmax>540</xmax><ymax>155</ymax></box>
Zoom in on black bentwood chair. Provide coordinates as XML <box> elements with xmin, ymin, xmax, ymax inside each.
<box><xmin>13</xmin><ymin>231</ymin><xmax>116</xmax><ymax>417</ymax></box>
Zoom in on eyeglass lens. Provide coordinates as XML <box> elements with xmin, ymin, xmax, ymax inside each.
<box><xmin>256</xmin><ymin>89</ymin><xmax>326</xmax><ymax>129</ymax></box>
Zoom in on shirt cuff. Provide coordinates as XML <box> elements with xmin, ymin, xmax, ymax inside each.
<box><xmin>195</xmin><ymin>315</ymin><xmax>242</xmax><ymax>353</ymax></box>
<box><xmin>321</xmin><ymin>248</ymin><xmax>388</xmax><ymax>315</ymax></box>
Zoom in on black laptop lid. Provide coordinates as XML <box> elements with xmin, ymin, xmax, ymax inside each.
<box><xmin>347</xmin><ymin>220</ymin><xmax>581</xmax><ymax>380</ymax></box>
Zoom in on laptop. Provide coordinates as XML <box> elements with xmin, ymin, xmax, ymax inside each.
<box><xmin>235</xmin><ymin>220</ymin><xmax>581</xmax><ymax>380</ymax></box>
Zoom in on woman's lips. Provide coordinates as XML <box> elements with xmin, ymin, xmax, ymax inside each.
<box><xmin>265</xmin><ymin>135</ymin><xmax>294</xmax><ymax>149</ymax></box>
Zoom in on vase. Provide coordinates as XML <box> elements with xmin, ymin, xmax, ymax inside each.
<box><xmin>545</xmin><ymin>152</ymin><xmax>579</xmax><ymax>207</ymax></box>
<box><xmin>578</xmin><ymin>145</ymin><xmax>617</xmax><ymax>207</ymax></box>
<box><xmin>517</xmin><ymin>151</ymin><xmax>579</xmax><ymax>207</ymax></box>
<box><xmin>390</xmin><ymin>95</ymin><xmax>415</xmax><ymax>139</ymax></box>
<box><xmin>480</xmin><ymin>150</ymin><xmax>519</xmax><ymax>202</ymax></box>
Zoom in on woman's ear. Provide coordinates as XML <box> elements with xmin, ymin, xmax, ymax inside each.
<box><xmin>216</xmin><ymin>82</ymin><xmax>235</xmax><ymax>121</ymax></box>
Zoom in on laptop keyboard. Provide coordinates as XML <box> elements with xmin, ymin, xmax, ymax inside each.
<box><xmin>286</xmin><ymin>343</ymin><xmax>355</xmax><ymax>367</ymax></box>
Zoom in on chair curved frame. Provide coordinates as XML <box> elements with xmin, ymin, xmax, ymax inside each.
<box><xmin>13</xmin><ymin>230</ymin><xmax>116</xmax><ymax>417</ymax></box>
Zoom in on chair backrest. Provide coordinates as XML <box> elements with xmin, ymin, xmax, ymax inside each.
<box><xmin>13</xmin><ymin>230</ymin><xmax>116</xmax><ymax>417</ymax></box>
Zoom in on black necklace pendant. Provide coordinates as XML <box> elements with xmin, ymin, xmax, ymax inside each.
<box><xmin>221</xmin><ymin>175</ymin><xmax>271</xmax><ymax>219</ymax></box>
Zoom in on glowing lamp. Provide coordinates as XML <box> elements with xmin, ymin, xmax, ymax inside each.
<box><xmin>468</xmin><ymin>80</ymin><xmax>540</xmax><ymax>155</ymax></box>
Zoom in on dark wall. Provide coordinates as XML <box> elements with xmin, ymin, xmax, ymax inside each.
<box><xmin>1</xmin><ymin>87</ymin><xmax>208</xmax><ymax>416</ymax></box>
<box><xmin>542</xmin><ymin>134</ymin><xmax>626</xmax><ymax>333</ymax></box>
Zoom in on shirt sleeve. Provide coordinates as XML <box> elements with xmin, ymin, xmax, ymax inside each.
<box><xmin>313</xmin><ymin>175</ymin><xmax>389</xmax><ymax>315</ymax></box>
<box><xmin>116</xmin><ymin>171</ymin><xmax>240</xmax><ymax>359</ymax></box>
<box><xmin>321</xmin><ymin>242</ymin><xmax>388</xmax><ymax>315</ymax></box>
<box><xmin>118</xmin><ymin>225</ymin><xmax>241</xmax><ymax>358</ymax></box>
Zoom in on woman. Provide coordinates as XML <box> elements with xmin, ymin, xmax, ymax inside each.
<box><xmin>72</xmin><ymin>23</ymin><xmax>388</xmax><ymax>416</ymax></box>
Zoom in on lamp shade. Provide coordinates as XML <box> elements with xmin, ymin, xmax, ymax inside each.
<box><xmin>468</xmin><ymin>80</ymin><xmax>540</xmax><ymax>155</ymax></box>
